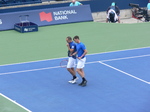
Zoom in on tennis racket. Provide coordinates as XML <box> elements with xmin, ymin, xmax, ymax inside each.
<box><xmin>60</xmin><ymin>59</ymin><xmax>68</xmax><ymax>68</ymax></box>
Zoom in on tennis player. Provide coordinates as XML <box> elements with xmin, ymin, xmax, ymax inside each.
<box><xmin>72</xmin><ymin>36</ymin><xmax>88</xmax><ymax>86</ymax></box>
<box><xmin>66</xmin><ymin>36</ymin><xmax>78</xmax><ymax>84</ymax></box>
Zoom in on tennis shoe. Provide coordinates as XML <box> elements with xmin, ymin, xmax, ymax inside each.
<box><xmin>68</xmin><ymin>77</ymin><xmax>78</xmax><ymax>84</ymax></box>
<box><xmin>79</xmin><ymin>80</ymin><xmax>87</xmax><ymax>87</ymax></box>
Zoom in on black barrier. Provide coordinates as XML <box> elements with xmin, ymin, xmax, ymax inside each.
<box><xmin>0</xmin><ymin>5</ymin><xmax>93</xmax><ymax>31</ymax></box>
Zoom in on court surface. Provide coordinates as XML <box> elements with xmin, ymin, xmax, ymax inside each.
<box><xmin>0</xmin><ymin>22</ymin><xmax>150</xmax><ymax>65</ymax></box>
<box><xmin>0</xmin><ymin>47</ymin><xmax>150</xmax><ymax>112</ymax></box>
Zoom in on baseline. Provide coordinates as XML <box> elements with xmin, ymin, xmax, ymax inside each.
<box><xmin>0</xmin><ymin>93</ymin><xmax>32</xmax><ymax>112</ymax></box>
<box><xmin>0</xmin><ymin>54</ymin><xmax>150</xmax><ymax>77</ymax></box>
<box><xmin>0</xmin><ymin>46</ymin><xmax>149</xmax><ymax>67</ymax></box>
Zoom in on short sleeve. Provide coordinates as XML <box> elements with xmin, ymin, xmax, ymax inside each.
<box><xmin>81</xmin><ymin>43</ymin><xmax>86</xmax><ymax>50</ymax></box>
<box><xmin>71</xmin><ymin>45</ymin><xmax>75</xmax><ymax>49</ymax></box>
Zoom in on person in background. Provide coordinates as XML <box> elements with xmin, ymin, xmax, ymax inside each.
<box><xmin>106</xmin><ymin>2</ymin><xmax>120</xmax><ymax>23</ymax></box>
<box><xmin>107</xmin><ymin>9</ymin><xmax>118</xmax><ymax>23</ymax></box>
<box><xmin>69</xmin><ymin>0</ymin><xmax>82</xmax><ymax>6</ymax></box>
<box><xmin>147</xmin><ymin>0</ymin><xmax>150</xmax><ymax>16</ymax></box>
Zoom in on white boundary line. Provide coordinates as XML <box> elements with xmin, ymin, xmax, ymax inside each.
<box><xmin>0</xmin><ymin>93</ymin><xmax>32</xmax><ymax>112</ymax></box>
<box><xmin>87</xmin><ymin>46</ymin><xmax>150</xmax><ymax>56</ymax></box>
<box><xmin>99</xmin><ymin>61</ymin><xmax>150</xmax><ymax>85</ymax></box>
<box><xmin>0</xmin><ymin>66</ymin><xmax>60</xmax><ymax>76</ymax></box>
<box><xmin>0</xmin><ymin>46</ymin><xmax>149</xmax><ymax>67</ymax></box>
<box><xmin>101</xmin><ymin>54</ymin><xmax>150</xmax><ymax>62</ymax></box>
<box><xmin>0</xmin><ymin>54</ymin><xmax>150</xmax><ymax>76</ymax></box>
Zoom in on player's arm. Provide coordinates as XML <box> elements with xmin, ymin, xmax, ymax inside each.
<box><xmin>69</xmin><ymin>48</ymin><xmax>74</xmax><ymax>52</ymax></box>
<box><xmin>67</xmin><ymin>43</ymin><xmax>76</xmax><ymax>56</ymax></box>
<box><xmin>78</xmin><ymin>49</ymin><xmax>87</xmax><ymax>59</ymax></box>
<box><xmin>71</xmin><ymin>51</ymin><xmax>77</xmax><ymax>56</ymax></box>
<box><xmin>67</xmin><ymin>44</ymin><xmax>74</xmax><ymax>52</ymax></box>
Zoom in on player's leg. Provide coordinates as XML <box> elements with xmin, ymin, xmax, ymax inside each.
<box><xmin>67</xmin><ymin>67</ymin><xmax>76</xmax><ymax>77</ymax></box>
<box><xmin>67</xmin><ymin>57</ymin><xmax>78</xmax><ymax>83</ymax></box>
<box><xmin>76</xmin><ymin>57</ymin><xmax>87</xmax><ymax>86</ymax></box>
<box><xmin>76</xmin><ymin>68</ymin><xmax>85</xmax><ymax>78</ymax></box>
<box><xmin>67</xmin><ymin>57</ymin><xmax>76</xmax><ymax>76</ymax></box>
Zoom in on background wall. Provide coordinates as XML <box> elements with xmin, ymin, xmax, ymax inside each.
<box><xmin>90</xmin><ymin>0</ymin><xmax>148</xmax><ymax>12</ymax></box>
<box><xmin>0</xmin><ymin>0</ymin><xmax>148</xmax><ymax>13</ymax></box>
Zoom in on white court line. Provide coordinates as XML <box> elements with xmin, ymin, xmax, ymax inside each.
<box><xmin>99</xmin><ymin>61</ymin><xmax>150</xmax><ymax>85</ymax></box>
<box><xmin>0</xmin><ymin>93</ymin><xmax>32</xmax><ymax>112</ymax></box>
<box><xmin>88</xmin><ymin>46</ymin><xmax>150</xmax><ymax>57</ymax></box>
<box><xmin>101</xmin><ymin>54</ymin><xmax>150</xmax><ymax>62</ymax></box>
<box><xmin>0</xmin><ymin>46</ymin><xmax>149</xmax><ymax>67</ymax></box>
<box><xmin>0</xmin><ymin>66</ymin><xmax>60</xmax><ymax>76</ymax></box>
<box><xmin>0</xmin><ymin>54</ymin><xmax>150</xmax><ymax>76</ymax></box>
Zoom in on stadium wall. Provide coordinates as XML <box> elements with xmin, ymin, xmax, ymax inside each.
<box><xmin>0</xmin><ymin>0</ymin><xmax>148</xmax><ymax>13</ymax></box>
<box><xmin>0</xmin><ymin>5</ymin><xmax>93</xmax><ymax>31</ymax></box>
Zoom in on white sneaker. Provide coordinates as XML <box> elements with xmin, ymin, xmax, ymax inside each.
<box><xmin>68</xmin><ymin>77</ymin><xmax>78</xmax><ymax>84</ymax></box>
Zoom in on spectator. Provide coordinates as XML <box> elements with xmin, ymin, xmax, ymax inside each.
<box><xmin>107</xmin><ymin>9</ymin><xmax>118</xmax><ymax>23</ymax></box>
<box><xmin>69</xmin><ymin>0</ymin><xmax>82</xmax><ymax>6</ymax></box>
<box><xmin>106</xmin><ymin>2</ymin><xmax>120</xmax><ymax>23</ymax></box>
<box><xmin>147</xmin><ymin>0</ymin><xmax>150</xmax><ymax>16</ymax></box>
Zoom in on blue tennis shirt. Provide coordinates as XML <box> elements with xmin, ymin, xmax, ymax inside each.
<box><xmin>68</xmin><ymin>41</ymin><xmax>76</xmax><ymax>59</ymax></box>
<box><xmin>76</xmin><ymin>42</ymin><xmax>86</xmax><ymax>58</ymax></box>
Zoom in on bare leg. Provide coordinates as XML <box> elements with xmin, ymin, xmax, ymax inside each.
<box><xmin>67</xmin><ymin>68</ymin><xmax>76</xmax><ymax>76</ymax></box>
<box><xmin>67</xmin><ymin>68</ymin><xmax>78</xmax><ymax>83</ymax></box>
<box><xmin>76</xmin><ymin>68</ymin><xmax>85</xmax><ymax>78</ymax></box>
<box><xmin>76</xmin><ymin>68</ymin><xmax>87</xmax><ymax>86</ymax></box>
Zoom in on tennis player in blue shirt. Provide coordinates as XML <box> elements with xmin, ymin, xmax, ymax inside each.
<box><xmin>69</xmin><ymin>0</ymin><xmax>82</xmax><ymax>6</ymax></box>
<box><xmin>66</xmin><ymin>36</ymin><xmax>78</xmax><ymax>84</ymax></box>
<box><xmin>72</xmin><ymin>36</ymin><xmax>88</xmax><ymax>86</ymax></box>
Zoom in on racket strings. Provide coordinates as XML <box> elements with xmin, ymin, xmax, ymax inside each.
<box><xmin>60</xmin><ymin>59</ymin><xmax>68</xmax><ymax>68</ymax></box>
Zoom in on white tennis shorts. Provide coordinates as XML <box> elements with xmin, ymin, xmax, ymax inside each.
<box><xmin>67</xmin><ymin>57</ymin><xmax>76</xmax><ymax>68</ymax></box>
<box><xmin>77</xmin><ymin>57</ymin><xmax>86</xmax><ymax>69</ymax></box>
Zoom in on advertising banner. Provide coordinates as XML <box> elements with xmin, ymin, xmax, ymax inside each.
<box><xmin>0</xmin><ymin>5</ymin><xmax>93</xmax><ymax>31</ymax></box>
